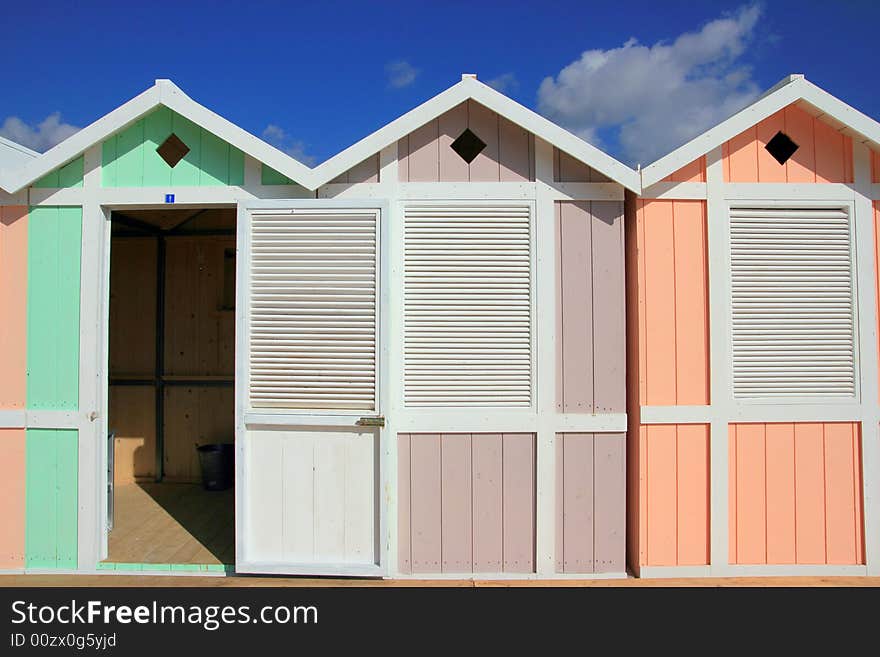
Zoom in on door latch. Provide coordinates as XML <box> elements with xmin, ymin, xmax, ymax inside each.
<box><xmin>356</xmin><ymin>416</ymin><xmax>385</xmax><ymax>428</ymax></box>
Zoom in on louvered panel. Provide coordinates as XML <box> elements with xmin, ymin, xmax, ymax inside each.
<box><xmin>729</xmin><ymin>207</ymin><xmax>856</xmax><ymax>399</ymax></box>
<box><xmin>249</xmin><ymin>211</ymin><xmax>377</xmax><ymax>409</ymax></box>
<box><xmin>404</xmin><ymin>205</ymin><xmax>532</xmax><ymax>407</ymax></box>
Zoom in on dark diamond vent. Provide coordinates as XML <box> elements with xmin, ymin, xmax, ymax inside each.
<box><xmin>156</xmin><ymin>133</ymin><xmax>190</xmax><ymax>168</ymax></box>
<box><xmin>450</xmin><ymin>128</ymin><xmax>486</xmax><ymax>164</ymax></box>
<box><xmin>765</xmin><ymin>131</ymin><xmax>799</xmax><ymax>165</ymax></box>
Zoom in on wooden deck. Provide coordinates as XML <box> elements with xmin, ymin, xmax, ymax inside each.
<box><xmin>106</xmin><ymin>482</ymin><xmax>234</xmax><ymax>565</ymax></box>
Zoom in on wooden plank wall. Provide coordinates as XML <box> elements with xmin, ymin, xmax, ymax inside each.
<box><xmin>875</xmin><ymin>202</ymin><xmax>880</xmax><ymax>401</ymax></box>
<box><xmin>398</xmin><ymin>100</ymin><xmax>534</xmax><ymax>182</ymax></box>
<box><xmin>554</xmin><ymin>433</ymin><xmax>625</xmax><ymax>573</ymax></box>
<box><xmin>0</xmin><ymin>206</ymin><xmax>28</xmax><ymax>410</ymax></box>
<box><xmin>553</xmin><ymin>147</ymin><xmax>611</xmax><ymax>182</ymax></box>
<box><xmin>329</xmin><ymin>155</ymin><xmax>379</xmax><ymax>184</ymax></box>
<box><xmin>873</xmin><ymin>151</ymin><xmax>880</xmax><ymax>183</ymax></box>
<box><xmin>24</xmin><ymin>429</ymin><xmax>78</xmax><ymax>568</ymax></box>
<box><xmin>26</xmin><ymin>206</ymin><xmax>82</xmax><ymax>410</ymax></box>
<box><xmin>662</xmin><ymin>156</ymin><xmax>706</xmax><ymax>183</ymax></box>
<box><xmin>638</xmin><ymin>424</ymin><xmax>711</xmax><ymax>567</ymax></box>
<box><xmin>723</xmin><ymin>104</ymin><xmax>853</xmax><ymax>183</ymax></box>
<box><xmin>34</xmin><ymin>156</ymin><xmax>84</xmax><ymax>189</ymax></box>
<box><xmin>398</xmin><ymin>433</ymin><xmax>535</xmax><ymax>574</ymax></box>
<box><xmin>634</xmin><ymin>199</ymin><xmax>709</xmax><ymax>406</ymax></box>
<box><xmin>555</xmin><ymin>201</ymin><xmax>625</xmax><ymax>413</ymax></box>
<box><xmin>0</xmin><ymin>429</ymin><xmax>26</xmax><ymax>568</ymax></box>
<box><xmin>729</xmin><ymin>422</ymin><xmax>864</xmax><ymax>565</ymax></box>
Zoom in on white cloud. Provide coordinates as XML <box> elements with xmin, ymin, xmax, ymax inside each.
<box><xmin>385</xmin><ymin>60</ymin><xmax>419</xmax><ymax>89</ymax></box>
<box><xmin>537</xmin><ymin>4</ymin><xmax>763</xmax><ymax>165</ymax></box>
<box><xmin>486</xmin><ymin>73</ymin><xmax>518</xmax><ymax>94</ymax></box>
<box><xmin>0</xmin><ymin>112</ymin><xmax>80</xmax><ymax>152</ymax></box>
<box><xmin>262</xmin><ymin>124</ymin><xmax>316</xmax><ymax>165</ymax></box>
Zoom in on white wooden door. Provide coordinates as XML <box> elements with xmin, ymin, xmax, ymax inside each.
<box><xmin>235</xmin><ymin>200</ymin><xmax>385</xmax><ymax>576</ymax></box>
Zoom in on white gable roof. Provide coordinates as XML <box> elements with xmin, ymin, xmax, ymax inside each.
<box><xmin>0</xmin><ymin>76</ymin><xmax>640</xmax><ymax>193</ymax></box>
<box><xmin>641</xmin><ymin>74</ymin><xmax>880</xmax><ymax>187</ymax></box>
<box><xmin>0</xmin><ymin>135</ymin><xmax>38</xmax><ymax>172</ymax></box>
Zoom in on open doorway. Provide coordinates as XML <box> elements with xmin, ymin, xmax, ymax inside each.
<box><xmin>104</xmin><ymin>206</ymin><xmax>236</xmax><ymax>568</ymax></box>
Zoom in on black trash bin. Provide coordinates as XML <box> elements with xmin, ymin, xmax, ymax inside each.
<box><xmin>196</xmin><ymin>443</ymin><xmax>234</xmax><ymax>491</ymax></box>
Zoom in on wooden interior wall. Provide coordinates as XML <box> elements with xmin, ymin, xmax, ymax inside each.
<box><xmin>109</xmin><ymin>225</ymin><xmax>235</xmax><ymax>484</ymax></box>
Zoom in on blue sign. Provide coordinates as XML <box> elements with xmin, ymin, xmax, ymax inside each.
<box><xmin>165</xmin><ymin>194</ymin><xmax>175</xmax><ymax>204</ymax></box>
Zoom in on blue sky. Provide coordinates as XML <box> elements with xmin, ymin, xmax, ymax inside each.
<box><xmin>2</xmin><ymin>1</ymin><xmax>879</xmax><ymax>166</ymax></box>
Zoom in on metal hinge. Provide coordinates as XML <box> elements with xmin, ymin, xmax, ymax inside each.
<box><xmin>356</xmin><ymin>416</ymin><xmax>385</xmax><ymax>428</ymax></box>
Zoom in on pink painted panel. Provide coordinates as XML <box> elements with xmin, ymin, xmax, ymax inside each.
<box><xmin>441</xmin><ymin>433</ymin><xmax>473</xmax><ymax>572</ymax></box>
<box><xmin>591</xmin><ymin>201</ymin><xmax>625</xmax><ymax>413</ymax></box>
<box><xmin>409</xmin><ymin>433</ymin><xmax>442</xmax><ymax>572</ymax></box>
<box><xmin>675</xmin><ymin>425</ymin><xmax>710</xmax><ymax>565</ymax></box>
<box><xmin>498</xmin><ymin>117</ymin><xmax>532</xmax><ymax>182</ymax></box>
<box><xmin>0</xmin><ymin>429</ymin><xmax>25</xmax><ymax>568</ymax></box>
<box><xmin>407</xmin><ymin>121</ymin><xmax>440</xmax><ymax>182</ymax></box>
<box><xmin>664</xmin><ymin>157</ymin><xmax>706</xmax><ymax>183</ymax></box>
<box><xmin>645</xmin><ymin>425</ymin><xmax>677</xmax><ymax>565</ymax></box>
<box><xmin>554</xmin><ymin>434</ymin><xmax>564</xmax><ymax>571</ymax></box>
<box><xmin>561</xmin><ymin>433</ymin><xmax>594</xmax><ymax>572</ymax></box>
<box><xmin>397</xmin><ymin>433</ymin><xmax>412</xmax><ymax>573</ymax></box>
<box><xmin>593</xmin><ymin>432</ymin><xmax>625</xmax><ymax>572</ymax></box>
<box><xmin>557</xmin><ymin>201</ymin><xmax>593</xmax><ymax>412</ymax></box>
<box><xmin>553</xmin><ymin>147</ymin><xmax>609</xmax><ymax>182</ymax></box>
<box><xmin>329</xmin><ymin>155</ymin><xmax>379</xmax><ymax>184</ymax></box>
<box><xmin>794</xmin><ymin>423</ymin><xmax>827</xmax><ymax>563</ymax></box>
<box><xmin>397</xmin><ymin>138</ymin><xmax>409</xmax><ymax>181</ymax></box>
<box><xmin>502</xmin><ymin>433</ymin><xmax>535</xmax><ymax>572</ymax></box>
<box><xmin>642</xmin><ymin>201</ymin><xmax>676</xmax><ymax>405</ymax></box>
<box><xmin>472</xmin><ymin>433</ymin><xmax>504</xmax><ymax>571</ymax></box>
<box><xmin>438</xmin><ymin>102</ymin><xmax>469</xmax><ymax>182</ymax></box>
<box><xmin>765</xmin><ymin>423</ymin><xmax>796</xmax><ymax>564</ymax></box>
<box><xmin>554</xmin><ymin>203</ymin><xmax>564</xmax><ymax>413</ymax></box>
<box><xmin>468</xmin><ymin>100</ymin><xmax>501</xmax><ymax>182</ymax></box>
<box><xmin>0</xmin><ymin>207</ymin><xmax>28</xmax><ymax>410</ymax></box>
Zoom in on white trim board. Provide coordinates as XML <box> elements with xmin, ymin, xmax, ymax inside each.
<box><xmin>641</xmin><ymin>74</ymin><xmax>880</xmax><ymax>187</ymax></box>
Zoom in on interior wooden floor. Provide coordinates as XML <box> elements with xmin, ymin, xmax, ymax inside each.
<box><xmin>105</xmin><ymin>482</ymin><xmax>234</xmax><ymax>565</ymax></box>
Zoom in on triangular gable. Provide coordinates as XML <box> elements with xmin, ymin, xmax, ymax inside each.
<box><xmin>0</xmin><ymin>80</ymin><xmax>313</xmax><ymax>193</ymax></box>
<box><xmin>311</xmin><ymin>75</ymin><xmax>640</xmax><ymax>191</ymax></box>
<box><xmin>641</xmin><ymin>74</ymin><xmax>880</xmax><ymax>187</ymax></box>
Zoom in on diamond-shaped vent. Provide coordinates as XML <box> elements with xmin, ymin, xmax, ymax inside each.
<box><xmin>765</xmin><ymin>131</ymin><xmax>799</xmax><ymax>165</ymax></box>
<box><xmin>450</xmin><ymin>128</ymin><xmax>486</xmax><ymax>164</ymax></box>
<box><xmin>156</xmin><ymin>133</ymin><xmax>190</xmax><ymax>168</ymax></box>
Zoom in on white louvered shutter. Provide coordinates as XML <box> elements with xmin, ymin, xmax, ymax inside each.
<box><xmin>248</xmin><ymin>210</ymin><xmax>378</xmax><ymax>410</ymax></box>
<box><xmin>729</xmin><ymin>207</ymin><xmax>856</xmax><ymax>399</ymax></box>
<box><xmin>404</xmin><ymin>204</ymin><xmax>532</xmax><ymax>407</ymax></box>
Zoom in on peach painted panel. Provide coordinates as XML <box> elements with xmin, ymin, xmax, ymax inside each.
<box><xmin>641</xmin><ymin>424</ymin><xmax>710</xmax><ymax>566</ymax></box>
<box><xmin>723</xmin><ymin>104</ymin><xmax>853</xmax><ymax>183</ymax></box>
<box><xmin>398</xmin><ymin>102</ymin><xmax>535</xmax><ymax>182</ymax></box>
<box><xmin>0</xmin><ymin>206</ymin><xmax>27</xmax><ymax>410</ymax></box>
<box><xmin>636</xmin><ymin>200</ymin><xmax>709</xmax><ymax>405</ymax></box>
<box><xmin>728</xmin><ymin>422</ymin><xmax>864</xmax><ymax>565</ymax></box>
<box><xmin>0</xmin><ymin>429</ymin><xmax>26</xmax><ymax>567</ymax></box>
<box><xmin>872</xmin><ymin>150</ymin><xmax>880</xmax><ymax>183</ymax></box>
<box><xmin>399</xmin><ymin>433</ymin><xmax>535</xmax><ymax>574</ymax></box>
<box><xmin>664</xmin><ymin>156</ymin><xmax>706</xmax><ymax>183</ymax></box>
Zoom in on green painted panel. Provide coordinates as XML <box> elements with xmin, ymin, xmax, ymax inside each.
<box><xmin>261</xmin><ymin>164</ymin><xmax>293</xmax><ymax>185</ymax></box>
<box><xmin>34</xmin><ymin>156</ymin><xmax>84</xmax><ymax>189</ymax></box>
<box><xmin>25</xmin><ymin>429</ymin><xmax>78</xmax><ymax>569</ymax></box>
<box><xmin>26</xmin><ymin>206</ymin><xmax>82</xmax><ymax>410</ymax></box>
<box><xmin>101</xmin><ymin>107</ymin><xmax>245</xmax><ymax>187</ymax></box>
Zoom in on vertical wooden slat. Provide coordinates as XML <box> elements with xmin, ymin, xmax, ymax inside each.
<box><xmin>438</xmin><ymin>103</ymin><xmax>468</xmax><ymax>182</ymax></box>
<box><xmin>344</xmin><ymin>433</ymin><xmax>375</xmax><ymax>563</ymax></box>
<box><xmin>472</xmin><ymin>433</ymin><xmax>503</xmax><ymax>571</ymax></box>
<box><xmin>346</xmin><ymin>156</ymin><xmax>380</xmax><ymax>184</ymax></box>
<box><xmin>281</xmin><ymin>435</ymin><xmax>315</xmax><ymax>563</ymax></box>
<box><xmin>591</xmin><ymin>201</ymin><xmax>625</xmax><ymax>413</ymax></box>
<box><xmin>25</xmin><ymin>429</ymin><xmax>56</xmax><ymax>568</ymax></box>
<box><xmin>725</xmin><ymin>126</ymin><xmax>758</xmax><ymax>183</ymax></box>
<box><xmin>0</xmin><ymin>429</ymin><xmax>26</xmax><ymax>568</ymax></box>
<box><xmin>561</xmin><ymin>433</ymin><xmax>594</xmax><ymax>572</ymax></box>
<box><xmin>784</xmin><ymin>106</ymin><xmax>816</xmax><ymax>183</ymax></box>
<box><xmin>554</xmin><ymin>202</ymin><xmax>564</xmax><ymax>412</ymax></box>
<box><xmin>406</xmin><ymin>121</ymin><xmax>440</xmax><ymax>182</ymax></box>
<box><xmin>559</xmin><ymin>202</ymin><xmax>593</xmax><ymax>412</ymax></box>
<box><xmin>636</xmin><ymin>200</ymin><xmax>648</xmax><ymax>405</ymax></box>
<box><xmin>638</xmin><ymin>425</ymin><xmax>648</xmax><ymax>565</ymax></box>
<box><xmin>314</xmin><ymin>438</ymin><xmax>346</xmax><ymax>562</ymax></box>
<box><xmin>170</xmin><ymin>113</ymin><xmax>202</xmax><ymax>186</ymax></box>
<box><xmin>499</xmin><ymin>116</ymin><xmax>531</xmax><ymax>181</ymax></box>
<box><xmin>554</xmin><ymin>148</ymin><xmax>591</xmax><ymax>182</ymax></box>
<box><xmin>593</xmin><ymin>432</ymin><xmax>625</xmax><ymax>572</ymax></box>
<box><xmin>115</xmin><ymin>118</ymin><xmax>145</xmax><ymax>187</ymax></box>
<box><xmin>794</xmin><ymin>423</ymin><xmax>826</xmax><ymax>563</ymax></box>
<box><xmin>409</xmin><ymin>433</ymin><xmax>442</xmax><ymax>572</ymax></box>
<box><xmin>397</xmin><ymin>137</ymin><xmax>409</xmax><ymax>182</ymax></box>
<box><xmin>734</xmin><ymin>423</ymin><xmax>766</xmax><ymax>564</ymax></box>
<box><xmin>440</xmin><ymin>433</ymin><xmax>473</xmax><ymax>572</ymax></box>
<box><xmin>0</xmin><ymin>206</ymin><xmax>28</xmax><ymax>409</ymax></box>
<box><xmin>645</xmin><ymin>425</ymin><xmax>676</xmax><ymax>565</ymax></box>
<box><xmin>755</xmin><ymin>111</ymin><xmax>787</xmax><ymax>183</ymax></box>
<box><xmin>54</xmin><ymin>429</ymin><xmax>78</xmax><ymax>568</ymax></box>
<box><xmin>672</xmin><ymin>201</ymin><xmax>710</xmax><ymax>405</ymax></box>
<box><xmin>397</xmin><ymin>434</ymin><xmax>412</xmax><ymax>573</ymax></box>
<box><xmin>143</xmin><ymin>106</ymin><xmax>173</xmax><ymax>187</ymax></box>
<box><xmin>676</xmin><ymin>424</ymin><xmax>710</xmax><ymax>565</ymax></box>
<box><xmin>554</xmin><ymin>433</ymin><xmax>564</xmax><ymax>571</ymax></box>
<box><xmin>246</xmin><ymin>431</ymin><xmax>283</xmax><ymax>562</ymax></box>
<box><xmin>765</xmin><ymin>423</ymin><xmax>796</xmax><ymax>564</ymax></box>
<box><xmin>199</xmin><ymin>129</ymin><xmax>230</xmax><ymax>186</ymax></box>
<box><xmin>468</xmin><ymin>100</ymin><xmax>500</xmax><ymax>182</ymax></box>
<box><xmin>729</xmin><ymin>424</ymin><xmax>737</xmax><ymax>563</ymax></box>
<box><xmin>502</xmin><ymin>433</ymin><xmax>534</xmax><ymax>572</ymax></box>
<box><xmin>824</xmin><ymin>423</ymin><xmax>858</xmax><ymax>564</ymax></box>
<box><xmin>852</xmin><ymin>425</ymin><xmax>864</xmax><ymax>564</ymax></box>
<box><xmin>643</xmin><ymin>201</ymin><xmax>676</xmax><ymax>404</ymax></box>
